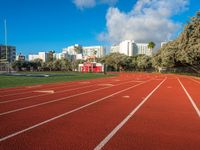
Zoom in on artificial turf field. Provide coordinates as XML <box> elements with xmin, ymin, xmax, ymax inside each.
<box><xmin>0</xmin><ymin>72</ymin><xmax>200</xmax><ymax>149</ymax></box>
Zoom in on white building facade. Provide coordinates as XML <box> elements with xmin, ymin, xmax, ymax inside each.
<box><xmin>82</xmin><ymin>46</ymin><xmax>105</xmax><ymax>59</ymax></box>
<box><xmin>62</xmin><ymin>45</ymin><xmax>106</xmax><ymax>61</ymax></box>
<box><xmin>111</xmin><ymin>40</ymin><xmax>153</xmax><ymax>56</ymax></box>
<box><xmin>28</xmin><ymin>52</ymin><xmax>48</xmax><ymax>62</ymax></box>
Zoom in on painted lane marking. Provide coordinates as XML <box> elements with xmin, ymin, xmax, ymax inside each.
<box><xmin>0</xmin><ymin>80</ymin><xmax>147</xmax><ymax>116</ymax></box>
<box><xmin>94</xmin><ymin>78</ymin><xmax>167</xmax><ymax>150</ymax></box>
<box><xmin>0</xmin><ymin>80</ymin><xmax>150</xmax><ymax>142</ymax></box>
<box><xmin>122</xmin><ymin>96</ymin><xmax>130</xmax><ymax>98</ymax></box>
<box><xmin>0</xmin><ymin>79</ymin><xmax>138</xmax><ymax>104</ymax></box>
<box><xmin>178</xmin><ymin>78</ymin><xmax>200</xmax><ymax>118</ymax></box>
<box><xmin>26</xmin><ymin>85</ymin><xmax>42</xmax><ymax>89</ymax></box>
<box><xmin>0</xmin><ymin>80</ymin><xmax>102</xmax><ymax>98</ymax></box>
<box><xmin>0</xmin><ymin>82</ymin><xmax>78</xmax><ymax>96</ymax></box>
<box><xmin>0</xmin><ymin>78</ymin><xmax>129</xmax><ymax>98</ymax></box>
<box><xmin>34</xmin><ymin>90</ymin><xmax>54</xmax><ymax>94</ymax></box>
<box><xmin>79</xmin><ymin>82</ymin><xmax>90</xmax><ymax>84</ymax></box>
<box><xmin>189</xmin><ymin>78</ymin><xmax>200</xmax><ymax>84</ymax></box>
<box><xmin>0</xmin><ymin>84</ymin><xmax>98</xmax><ymax>104</ymax></box>
<box><xmin>98</xmin><ymin>84</ymin><xmax>113</xmax><ymax>87</ymax></box>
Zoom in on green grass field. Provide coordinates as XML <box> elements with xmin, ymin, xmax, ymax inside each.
<box><xmin>0</xmin><ymin>72</ymin><xmax>116</xmax><ymax>88</ymax></box>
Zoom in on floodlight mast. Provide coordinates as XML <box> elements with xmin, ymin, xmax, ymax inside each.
<box><xmin>4</xmin><ymin>19</ymin><xmax>7</xmax><ymax>61</ymax></box>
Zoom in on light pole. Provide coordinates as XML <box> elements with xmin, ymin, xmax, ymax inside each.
<box><xmin>4</xmin><ymin>20</ymin><xmax>11</xmax><ymax>73</ymax></box>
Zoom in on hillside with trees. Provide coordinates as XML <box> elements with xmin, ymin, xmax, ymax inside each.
<box><xmin>153</xmin><ymin>11</ymin><xmax>200</xmax><ymax>72</ymax></box>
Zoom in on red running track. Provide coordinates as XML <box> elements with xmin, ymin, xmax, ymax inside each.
<box><xmin>0</xmin><ymin>73</ymin><xmax>199</xmax><ymax>150</ymax></box>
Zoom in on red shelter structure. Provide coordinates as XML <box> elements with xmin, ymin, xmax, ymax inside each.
<box><xmin>79</xmin><ymin>62</ymin><xmax>104</xmax><ymax>73</ymax></box>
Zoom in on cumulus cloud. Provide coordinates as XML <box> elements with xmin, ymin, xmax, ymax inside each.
<box><xmin>98</xmin><ymin>0</ymin><xmax>189</xmax><ymax>47</ymax></box>
<box><xmin>73</xmin><ymin>0</ymin><xmax>118</xmax><ymax>9</ymax></box>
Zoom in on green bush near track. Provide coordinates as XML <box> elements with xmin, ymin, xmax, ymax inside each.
<box><xmin>0</xmin><ymin>72</ymin><xmax>116</xmax><ymax>88</ymax></box>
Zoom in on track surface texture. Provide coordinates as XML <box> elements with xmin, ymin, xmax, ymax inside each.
<box><xmin>0</xmin><ymin>73</ymin><xmax>200</xmax><ymax>150</ymax></box>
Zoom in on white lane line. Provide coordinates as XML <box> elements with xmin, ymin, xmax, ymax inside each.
<box><xmin>189</xmin><ymin>78</ymin><xmax>200</xmax><ymax>84</ymax></box>
<box><xmin>98</xmin><ymin>84</ymin><xmax>113</xmax><ymax>87</ymax></box>
<box><xmin>0</xmin><ymin>77</ymin><xmax>126</xmax><ymax>98</ymax></box>
<box><xmin>0</xmin><ymin>82</ymin><xmax>76</xmax><ymax>96</ymax></box>
<box><xmin>26</xmin><ymin>85</ymin><xmax>42</xmax><ymax>88</ymax></box>
<box><xmin>178</xmin><ymin>78</ymin><xmax>200</xmax><ymax>117</ymax></box>
<box><xmin>34</xmin><ymin>90</ymin><xmax>55</xmax><ymax>94</ymax></box>
<box><xmin>0</xmin><ymin>80</ymin><xmax>146</xmax><ymax>116</ymax></box>
<box><xmin>0</xmin><ymin>82</ymin><xmax>88</xmax><ymax>97</ymax></box>
<box><xmin>0</xmin><ymin>80</ymin><xmax>150</xmax><ymax>142</ymax></box>
<box><xmin>0</xmin><ymin>83</ymin><xmax>102</xmax><ymax>104</ymax></box>
<box><xmin>0</xmin><ymin>79</ymin><xmax>138</xmax><ymax>104</ymax></box>
<box><xmin>94</xmin><ymin>78</ymin><xmax>167</xmax><ymax>150</ymax></box>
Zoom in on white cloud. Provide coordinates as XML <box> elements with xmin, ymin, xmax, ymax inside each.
<box><xmin>73</xmin><ymin>0</ymin><xmax>118</xmax><ymax>9</ymax></box>
<box><xmin>73</xmin><ymin>0</ymin><xmax>96</xmax><ymax>9</ymax></box>
<box><xmin>98</xmin><ymin>0</ymin><xmax>189</xmax><ymax>47</ymax></box>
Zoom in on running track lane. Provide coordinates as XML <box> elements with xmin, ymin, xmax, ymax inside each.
<box><xmin>178</xmin><ymin>77</ymin><xmax>200</xmax><ymax>110</ymax></box>
<box><xmin>0</xmin><ymin>73</ymin><xmax>149</xmax><ymax>101</ymax></box>
<box><xmin>0</xmin><ymin>76</ymin><xmax>134</xmax><ymax>103</ymax></box>
<box><xmin>0</xmin><ymin>79</ymin><xmax>149</xmax><ymax>138</ymax></box>
<box><xmin>0</xmin><ymin>78</ymin><xmax>164</xmax><ymax>149</ymax></box>
<box><xmin>0</xmin><ymin>74</ymin><xmax>124</xmax><ymax>96</ymax></box>
<box><xmin>0</xmin><ymin>79</ymin><xmax>143</xmax><ymax>113</ymax></box>
<box><xmin>0</xmin><ymin>75</ymin><xmax>125</xmax><ymax>99</ymax></box>
<box><xmin>101</xmin><ymin>77</ymin><xmax>200</xmax><ymax>150</ymax></box>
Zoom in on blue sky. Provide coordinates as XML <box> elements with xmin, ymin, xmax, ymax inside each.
<box><xmin>0</xmin><ymin>0</ymin><xmax>199</xmax><ymax>55</ymax></box>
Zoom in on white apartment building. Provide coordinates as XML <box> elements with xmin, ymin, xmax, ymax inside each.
<box><xmin>136</xmin><ymin>43</ymin><xmax>152</xmax><ymax>56</ymax></box>
<box><xmin>110</xmin><ymin>45</ymin><xmax>120</xmax><ymax>53</ymax></box>
<box><xmin>28</xmin><ymin>52</ymin><xmax>48</xmax><ymax>62</ymax></box>
<box><xmin>110</xmin><ymin>40</ymin><xmax>153</xmax><ymax>56</ymax></box>
<box><xmin>62</xmin><ymin>45</ymin><xmax>106</xmax><ymax>60</ymax></box>
<box><xmin>82</xmin><ymin>46</ymin><xmax>105</xmax><ymax>59</ymax></box>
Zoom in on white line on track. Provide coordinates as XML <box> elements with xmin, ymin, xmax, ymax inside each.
<box><xmin>0</xmin><ymin>82</ymin><xmax>77</xmax><ymax>94</ymax></box>
<box><xmin>0</xmin><ymin>77</ymin><xmax>129</xmax><ymax>98</ymax></box>
<box><xmin>0</xmin><ymin>79</ymin><xmax>142</xmax><ymax>104</ymax></box>
<box><xmin>178</xmin><ymin>78</ymin><xmax>200</xmax><ymax>118</ymax></box>
<box><xmin>0</xmin><ymin>80</ymin><xmax>151</xmax><ymax>142</ymax></box>
<box><xmin>94</xmin><ymin>77</ymin><xmax>167</xmax><ymax>150</ymax></box>
<box><xmin>188</xmin><ymin>78</ymin><xmax>200</xmax><ymax>85</ymax></box>
<box><xmin>0</xmin><ymin>81</ymin><xmax>91</xmax><ymax>97</ymax></box>
<box><xmin>0</xmin><ymin>83</ymin><xmax>107</xmax><ymax>104</ymax></box>
<box><xmin>0</xmin><ymin>80</ymin><xmax>147</xmax><ymax>116</ymax></box>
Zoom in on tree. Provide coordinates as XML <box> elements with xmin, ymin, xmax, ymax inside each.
<box><xmin>101</xmin><ymin>53</ymin><xmax>127</xmax><ymax>71</ymax></box>
<box><xmin>137</xmin><ymin>55</ymin><xmax>152</xmax><ymax>70</ymax></box>
<box><xmin>71</xmin><ymin>59</ymin><xmax>84</xmax><ymax>71</ymax></box>
<box><xmin>33</xmin><ymin>58</ymin><xmax>43</xmax><ymax>71</ymax></box>
<box><xmin>148</xmin><ymin>41</ymin><xmax>155</xmax><ymax>49</ymax></box>
<box><xmin>12</xmin><ymin>60</ymin><xmax>23</xmax><ymax>71</ymax></box>
<box><xmin>74</xmin><ymin>45</ymin><xmax>83</xmax><ymax>54</ymax></box>
<box><xmin>153</xmin><ymin>10</ymin><xmax>200</xmax><ymax>69</ymax></box>
<box><xmin>48</xmin><ymin>50</ymin><xmax>55</xmax><ymax>62</ymax></box>
<box><xmin>60</xmin><ymin>59</ymin><xmax>71</xmax><ymax>71</ymax></box>
<box><xmin>47</xmin><ymin>61</ymin><xmax>53</xmax><ymax>71</ymax></box>
<box><xmin>53</xmin><ymin>60</ymin><xmax>62</xmax><ymax>71</ymax></box>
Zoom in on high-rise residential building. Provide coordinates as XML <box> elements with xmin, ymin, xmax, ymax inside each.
<box><xmin>110</xmin><ymin>40</ymin><xmax>153</xmax><ymax>56</ymax></box>
<box><xmin>62</xmin><ymin>44</ymin><xmax>106</xmax><ymax>60</ymax></box>
<box><xmin>136</xmin><ymin>43</ymin><xmax>152</xmax><ymax>56</ymax></box>
<box><xmin>82</xmin><ymin>46</ymin><xmax>105</xmax><ymax>59</ymax></box>
<box><xmin>110</xmin><ymin>45</ymin><xmax>120</xmax><ymax>53</ymax></box>
<box><xmin>53</xmin><ymin>52</ymin><xmax>69</xmax><ymax>60</ymax></box>
<box><xmin>28</xmin><ymin>52</ymin><xmax>48</xmax><ymax>62</ymax></box>
<box><xmin>0</xmin><ymin>45</ymin><xmax>16</xmax><ymax>63</ymax></box>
